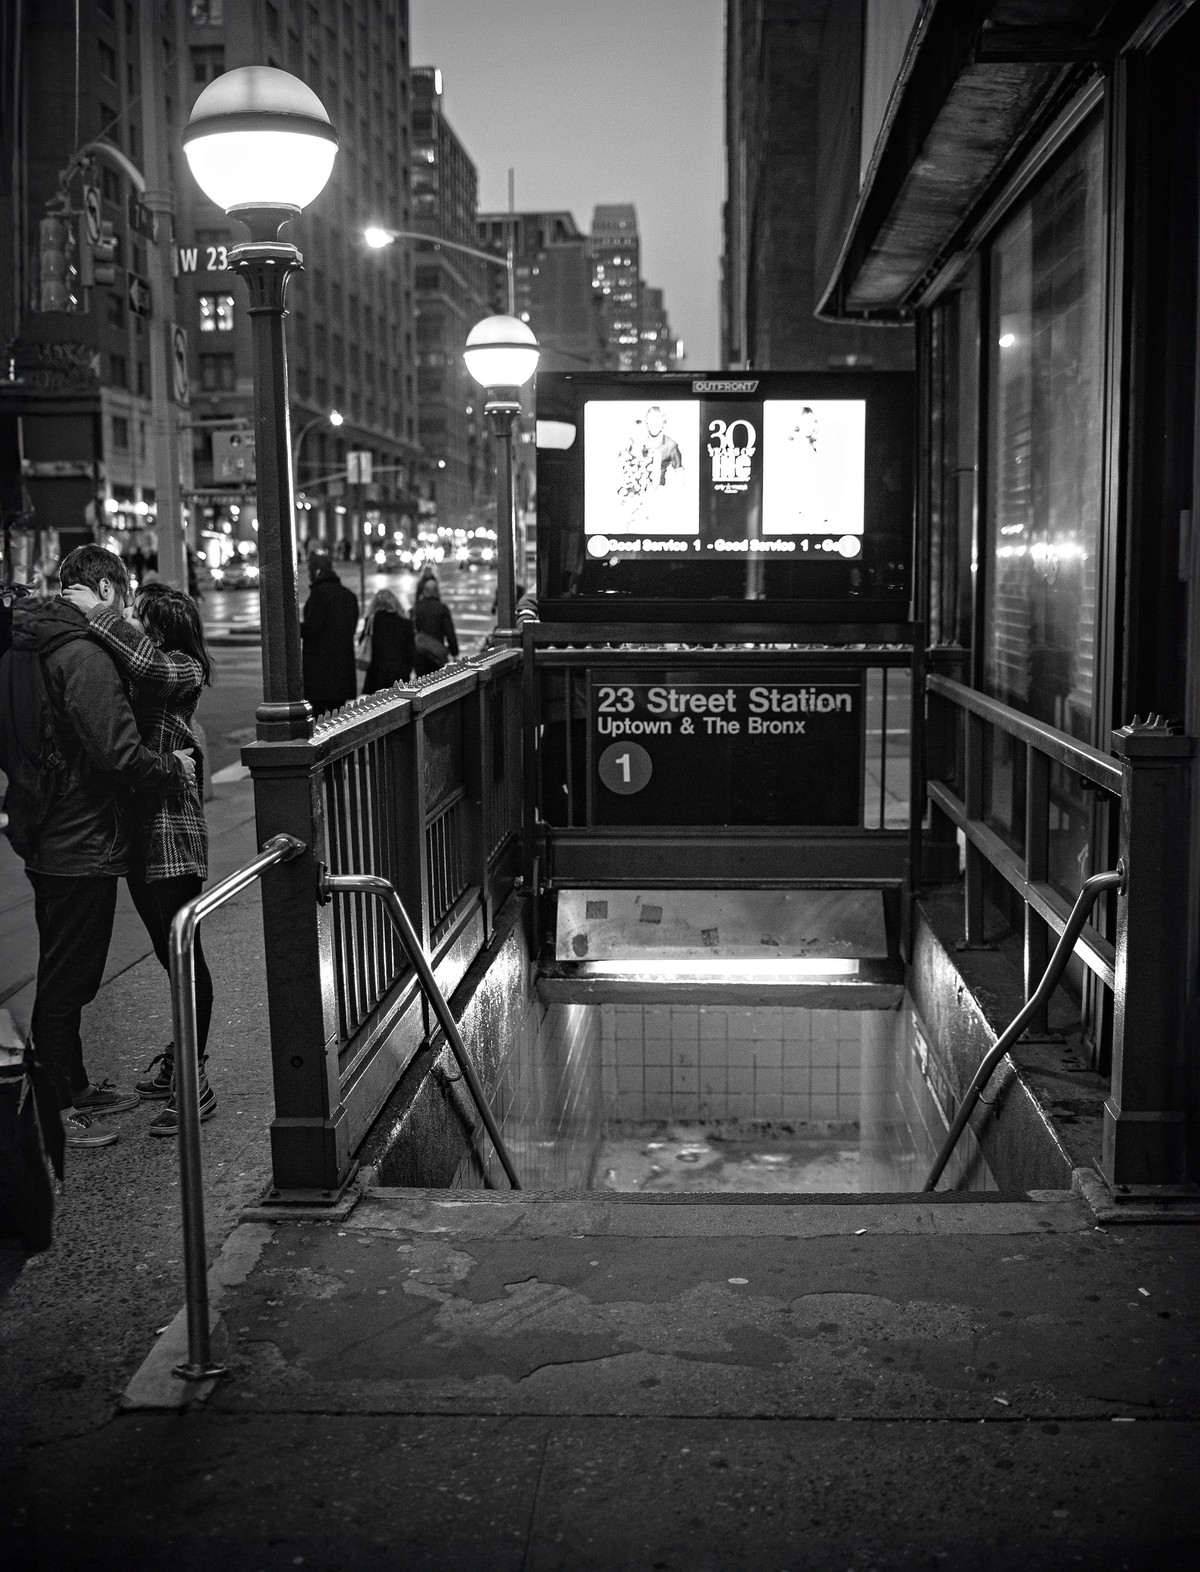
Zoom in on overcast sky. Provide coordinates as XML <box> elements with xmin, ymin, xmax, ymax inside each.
<box><xmin>408</xmin><ymin>0</ymin><xmax>725</xmax><ymax>367</ymax></box>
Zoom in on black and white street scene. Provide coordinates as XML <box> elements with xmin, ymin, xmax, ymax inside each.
<box><xmin>2</xmin><ymin>3</ymin><xmax>1200</xmax><ymax>1569</ymax></box>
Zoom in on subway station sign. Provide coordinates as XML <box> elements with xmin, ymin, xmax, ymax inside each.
<box><xmin>590</xmin><ymin>668</ymin><xmax>863</xmax><ymax>827</ymax></box>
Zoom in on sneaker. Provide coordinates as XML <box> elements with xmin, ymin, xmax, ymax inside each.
<box><xmin>147</xmin><ymin>1067</ymin><xmax>216</xmax><ymax>1138</ymax></box>
<box><xmin>72</xmin><ymin>1079</ymin><xmax>140</xmax><ymax>1117</ymax></box>
<box><xmin>135</xmin><ymin>1050</ymin><xmax>175</xmax><ymax>1100</ymax></box>
<box><xmin>63</xmin><ymin>1110</ymin><xmax>119</xmax><ymax>1148</ymax></box>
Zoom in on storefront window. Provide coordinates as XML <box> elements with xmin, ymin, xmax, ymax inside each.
<box><xmin>984</xmin><ymin>118</ymin><xmax>1106</xmax><ymax>893</ymax></box>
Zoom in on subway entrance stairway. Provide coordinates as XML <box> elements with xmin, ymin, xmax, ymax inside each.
<box><xmin>3</xmin><ymin>754</ymin><xmax>1200</xmax><ymax>1569</ymax></box>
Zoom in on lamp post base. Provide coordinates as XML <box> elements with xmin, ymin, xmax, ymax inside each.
<box><xmin>256</xmin><ymin>701</ymin><xmax>314</xmax><ymax>741</ymax></box>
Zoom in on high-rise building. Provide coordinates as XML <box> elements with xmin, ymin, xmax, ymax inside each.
<box><xmin>410</xmin><ymin>66</ymin><xmax>488</xmax><ymax>529</ymax></box>
<box><xmin>476</xmin><ymin>209</ymin><xmax>608</xmax><ymax>372</ymax></box>
<box><xmin>0</xmin><ymin>0</ymin><xmax>418</xmax><ymax>579</ymax></box>
<box><xmin>589</xmin><ymin>204</ymin><xmax>642</xmax><ymax>371</ymax></box>
<box><xmin>1</xmin><ymin>0</ymin><xmax>198</xmax><ymax>577</ymax></box>
<box><xmin>723</xmin><ymin>0</ymin><xmax>913</xmax><ymax>372</ymax></box>
<box><xmin>179</xmin><ymin>0</ymin><xmax>419</xmax><ymax>557</ymax></box>
<box><xmin>637</xmin><ymin>286</ymin><xmax>681</xmax><ymax>373</ymax></box>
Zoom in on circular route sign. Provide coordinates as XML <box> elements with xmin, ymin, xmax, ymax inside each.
<box><xmin>598</xmin><ymin>740</ymin><xmax>653</xmax><ymax>796</ymax></box>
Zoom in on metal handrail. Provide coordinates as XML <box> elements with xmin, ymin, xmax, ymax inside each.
<box><xmin>927</xmin><ymin>674</ymin><xmax>1124</xmax><ymax>793</ymax></box>
<box><xmin>169</xmin><ymin>832</ymin><xmax>308</xmax><ymax>1381</ymax></box>
<box><xmin>318</xmin><ymin>868</ymin><xmax>522</xmax><ymax>1192</ymax></box>
<box><xmin>923</xmin><ymin>863</ymin><xmax>1126</xmax><ymax>1192</ymax></box>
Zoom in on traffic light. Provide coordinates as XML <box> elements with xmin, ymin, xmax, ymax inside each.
<box><xmin>93</xmin><ymin>220</ymin><xmax>118</xmax><ymax>286</ymax></box>
<box><xmin>38</xmin><ymin>214</ymin><xmax>77</xmax><ymax>312</ymax></box>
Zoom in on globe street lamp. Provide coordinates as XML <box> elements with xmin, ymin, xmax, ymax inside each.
<box><xmin>464</xmin><ymin>315</ymin><xmax>539</xmax><ymax>632</ymax></box>
<box><xmin>292</xmin><ymin>408</ymin><xmax>343</xmax><ymax>548</ymax></box>
<box><xmin>182</xmin><ymin>66</ymin><xmax>338</xmax><ymax>741</ymax></box>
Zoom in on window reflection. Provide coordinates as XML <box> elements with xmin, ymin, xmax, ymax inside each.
<box><xmin>984</xmin><ymin>120</ymin><xmax>1105</xmax><ymax>895</ymax></box>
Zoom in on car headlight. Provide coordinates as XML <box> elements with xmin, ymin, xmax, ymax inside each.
<box><xmin>211</xmin><ymin>567</ymin><xmax>225</xmax><ymax>580</ymax></box>
<box><xmin>246</xmin><ymin>565</ymin><xmax>259</xmax><ymax>580</ymax></box>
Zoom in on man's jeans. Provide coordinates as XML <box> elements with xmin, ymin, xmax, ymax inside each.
<box><xmin>27</xmin><ymin>872</ymin><xmax>118</xmax><ymax>1110</ymax></box>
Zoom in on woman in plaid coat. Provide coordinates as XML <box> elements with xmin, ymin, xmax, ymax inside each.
<box><xmin>62</xmin><ymin>581</ymin><xmax>216</xmax><ymax>1136</ymax></box>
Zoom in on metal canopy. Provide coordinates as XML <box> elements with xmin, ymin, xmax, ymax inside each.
<box><xmin>817</xmin><ymin>0</ymin><xmax>1117</xmax><ymax>320</ymax></box>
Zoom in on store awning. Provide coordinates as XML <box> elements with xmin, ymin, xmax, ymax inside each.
<box><xmin>817</xmin><ymin>0</ymin><xmax>1119</xmax><ymax>320</ymax></box>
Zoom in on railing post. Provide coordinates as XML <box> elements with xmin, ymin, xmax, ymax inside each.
<box><xmin>246</xmin><ymin>743</ymin><xmax>351</xmax><ymax>1195</ymax></box>
<box><xmin>1023</xmin><ymin>747</ymin><xmax>1052</xmax><ymax>1036</ymax></box>
<box><xmin>1103</xmin><ymin>719</ymin><xmax>1194</xmax><ymax>1188</ymax></box>
<box><xmin>963</xmin><ymin>709</ymin><xmax>987</xmax><ymax>945</ymax></box>
<box><xmin>464</xmin><ymin>672</ymin><xmax>488</xmax><ymax>939</ymax></box>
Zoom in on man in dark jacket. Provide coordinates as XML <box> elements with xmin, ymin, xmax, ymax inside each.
<box><xmin>301</xmin><ymin>550</ymin><xmax>359</xmax><ymax>715</ymax></box>
<box><xmin>0</xmin><ymin>546</ymin><xmax>194</xmax><ymax>1148</ymax></box>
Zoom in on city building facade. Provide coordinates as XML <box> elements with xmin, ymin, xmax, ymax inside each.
<box><xmin>476</xmin><ymin>209</ymin><xmax>608</xmax><ymax>372</ymax></box>
<box><xmin>589</xmin><ymin>203</ymin><xmax>641</xmax><ymax>372</ymax></box>
<box><xmin>723</xmin><ymin>0</ymin><xmax>913</xmax><ymax>372</ymax></box>
<box><xmin>812</xmin><ymin>0</ymin><xmax>1200</xmax><ymax>1179</ymax></box>
<box><xmin>410</xmin><ymin>65</ymin><xmax>488</xmax><ymax>531</ymax></box>
<box><xmin>1</xmin><ymin>0</ymin><xmax>418</xmax><ymax>583</ymax></box>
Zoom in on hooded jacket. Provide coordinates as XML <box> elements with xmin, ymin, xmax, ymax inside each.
<box><xmin>2</xmin><ymin>599</ymin><xmax>184</xmax><ymax>876</ymax></box>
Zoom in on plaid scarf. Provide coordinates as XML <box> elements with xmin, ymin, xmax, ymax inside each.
<box><xmin>89</xmin><ymin>611</ymin><xmax>208</xmax><ymax>881</ymax></box>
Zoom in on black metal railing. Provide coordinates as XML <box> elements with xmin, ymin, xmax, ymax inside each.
<box><xmin>244</xmin><ymin>648</ymin><xmax>523</xmax><ymax>1194</ymax></box>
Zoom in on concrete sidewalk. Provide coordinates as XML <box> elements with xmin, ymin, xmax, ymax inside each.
<box><xmin>11</xmin><ymin>1184</ymin><xmax>1200</xmax><ymax>1569</ymax></box>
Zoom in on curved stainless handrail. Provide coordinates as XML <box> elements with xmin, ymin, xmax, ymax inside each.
<box><xmin>923</xmin><ymin>863</ymin><xmax>1126</xmax><ymax>1193</ymax></box>
<box><xmin>169</xmin><ymin>832</ymin><xmax>308</xmax><ymax>1381</ymax></box>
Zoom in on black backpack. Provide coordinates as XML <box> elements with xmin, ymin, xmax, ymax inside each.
<box><xmin>0</xmin><ymin>643</ymin><xmax>68</xmax><ymax>860</ymax></box>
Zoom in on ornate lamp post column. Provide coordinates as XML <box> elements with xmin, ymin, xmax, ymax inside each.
<box><xmin>182</xmin><ymin>66</ymin><xmax>338</xmax><ymax>740</ymax></box>
<box><xmin>464</xmin><ymin>315</ymin><xmax>539</xmax><ymax>633</ymax></box>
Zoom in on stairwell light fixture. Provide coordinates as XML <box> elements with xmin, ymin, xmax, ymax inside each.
<box><xmin>182</xmin><ymin>65</ymin><xmax>338</xmax><ymax>226</ymax></box>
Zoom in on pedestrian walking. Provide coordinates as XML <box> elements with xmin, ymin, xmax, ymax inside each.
<box><xmin>301</xmin><ymin>549</ymin><xmax>359</xmax><ymax>715</ymax></box>
<box><xmin>61</xmin><ymin>579</ymin><xmax>217</xmax><ymax>1137</ymax></box>
<box><xmin>411</xmin><ymin>565</ymin><xmax>459</xmax><ymax>677</ymax></box>
<box><xmin>0</xmin><ymin>546</ymin><xmax>195</xmax><ymax>1149</ymax></box>
<box><xmin>359</xmin><ymin>587</ymin><xmax>414</xmax><ymax>693</ymax></box>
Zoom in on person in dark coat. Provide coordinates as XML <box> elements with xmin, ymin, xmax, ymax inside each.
<box><xmin>301</xmin><ymin>550</ymin><xmax>359</xmax><ymax>715</ymax></box>
<box><xmin>411</xmin><ymin>566</ymin><xmax>459</xmax><ymax>678</ymax></box>
<box><xmin>0</xmin><ymin>546</ymin><xmax>193</xmax><ymax>1148</ymax></box>
<box><xmin>360</xmin><ymin>588</ymin><xmax>414</xmax><ymax>694</ymax></box>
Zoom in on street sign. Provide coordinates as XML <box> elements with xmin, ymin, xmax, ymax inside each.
<box><xmin>127</xmin><ymin>273</ymin><xmax>151</xmax><ymax>316</ymax></box>
<box><xmin>213</xmin><ymin>430</ymin><xmax>256</xmax><ymax>482</ymax></box>
<box><xmin>82</xmin><ymin>186</ymin><xmax>102</xmax><ymax>245</ymax></box>
<box><xmin>127</xmin><ymin>192</ymin><xmax>159</xmax><ymax>242</ymax></box>
<box><xmin>346</xmin><ymin>450</ymin><xmax>373</xmax><ymax>484</ymax></box>
<box><xmin>170</xmin><ymin>323</ymin><xmax>190</xmax><ymax>404</ymax></box>
<box><xmin>589</xmin><ymin>667</ymin><xmax>864</xmax><ymax>827</ymax></box>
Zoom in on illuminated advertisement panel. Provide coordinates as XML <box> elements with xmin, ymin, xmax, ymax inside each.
<box><xmin>537</xmin><ymin>371</ymin><xmax>912</xmax><ymax>624</ymax></box>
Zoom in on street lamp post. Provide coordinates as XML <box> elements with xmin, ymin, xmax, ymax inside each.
<box><xmin>464</xmin><ymin>315</ymin><xmax>539</xmax><ymax>633</ymax></box>
<box><xmin>364</xmin><ymin>226</ymin><xmax>515</xmax><ymax>315</ymax></box>
<box><xmin>292</xmin><ymin>408</ymin><xmax>342</xmax><ymax>549</ymax></box>
<box><xmin>182</xmin><ymin>66</ymin><xmax>338</xmax><ymax>741</ymax></box>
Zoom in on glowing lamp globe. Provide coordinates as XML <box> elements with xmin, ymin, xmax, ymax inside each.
<box><xmin>182</xmin><ymin>66</ymin><xmax>338</xmax><ymax>217</ymax></box>
<box><xmin>464</xmin><ymin>315</ymin><xmax>540</xmax><ymax>391</ymax></box>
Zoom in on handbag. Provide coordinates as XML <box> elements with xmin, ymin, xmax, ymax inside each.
<box><xmin>355</xmin><ymin>615</ymin><xmax>373</xmax><ymax>673</ymax></box>
<box><xmin>414</xmin><ymin>628</ymin><xmax>448</xmax><ymax>668</ymax></box>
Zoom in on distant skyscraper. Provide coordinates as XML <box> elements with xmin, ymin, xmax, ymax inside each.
<box><xmin>476</xmin><ymin>210</ymin><xmax>608</xmax><ymax>372</ymax></box>
<box><xmin>589</xmin><ymin>204</ymin><xmax>642</xmax><ymax>372</ymax></box>
<box><xmin>637</xmin><ymin>286</ymin><xmax>681</xmax><ymax>372</ymax></box>
<box><xmin>411</xmin><ymin>67</ymin><xmax>488</xmax><ymax>527</ymax></box>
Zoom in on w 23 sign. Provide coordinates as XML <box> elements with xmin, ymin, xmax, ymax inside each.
<box><xmin>590</xmin><ymin>668</ymin><xmax>864</xmax><ymax>827</ymax></box>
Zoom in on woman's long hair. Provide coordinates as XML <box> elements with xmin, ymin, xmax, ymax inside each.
<box><xmin>136</xmin><ymin>582</ymin><xmax>214</xmax><ymax>687</ymax></box>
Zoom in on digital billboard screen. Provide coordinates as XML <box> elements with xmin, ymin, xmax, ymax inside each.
<box><xmin>536</xmin><ymin>371</ymin><xmax>913</xmax><ymax>623</ymax></box>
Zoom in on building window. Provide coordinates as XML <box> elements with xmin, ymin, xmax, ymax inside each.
<box><xmin>112</xmin><ymin>415</ymin><xmax>129</xmax><ymax>449</ymax></box>
<box><xmin>98</xmin><ymin>40</ymin><xmax>117</xmax><ymax>81</ymax></box>
<box><xmin>198</xmin><ymin>292</ymin><xmax>235</xmax><ymax>332</ymax></box>
<box><xmin>199</xmin><ymin>353</ymin><xmax>236</xmax><ymax>391</ymax></box>
<box><xmin>192</xmin><ymin>46</ymin><xmax>225</xmax><ymax>84</ymax></box>
<box><xmin>137</xmin><ymin>362</ymin><xmax>149</xmax><ymax>396</ymax></box>
<box><xmin>107</xmin><ymin>292</ymin><xmax>125</xmax><ymax>327</ymax></box>
<box><xmin>110</xmin><ymin>353</ymin><xmax>128</xmax><ymax>387</ymax></box>
<box><xmin>983</xmin><ymin>116</ymin><xmax>1106</xmax><ymax>896</ymax></box>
